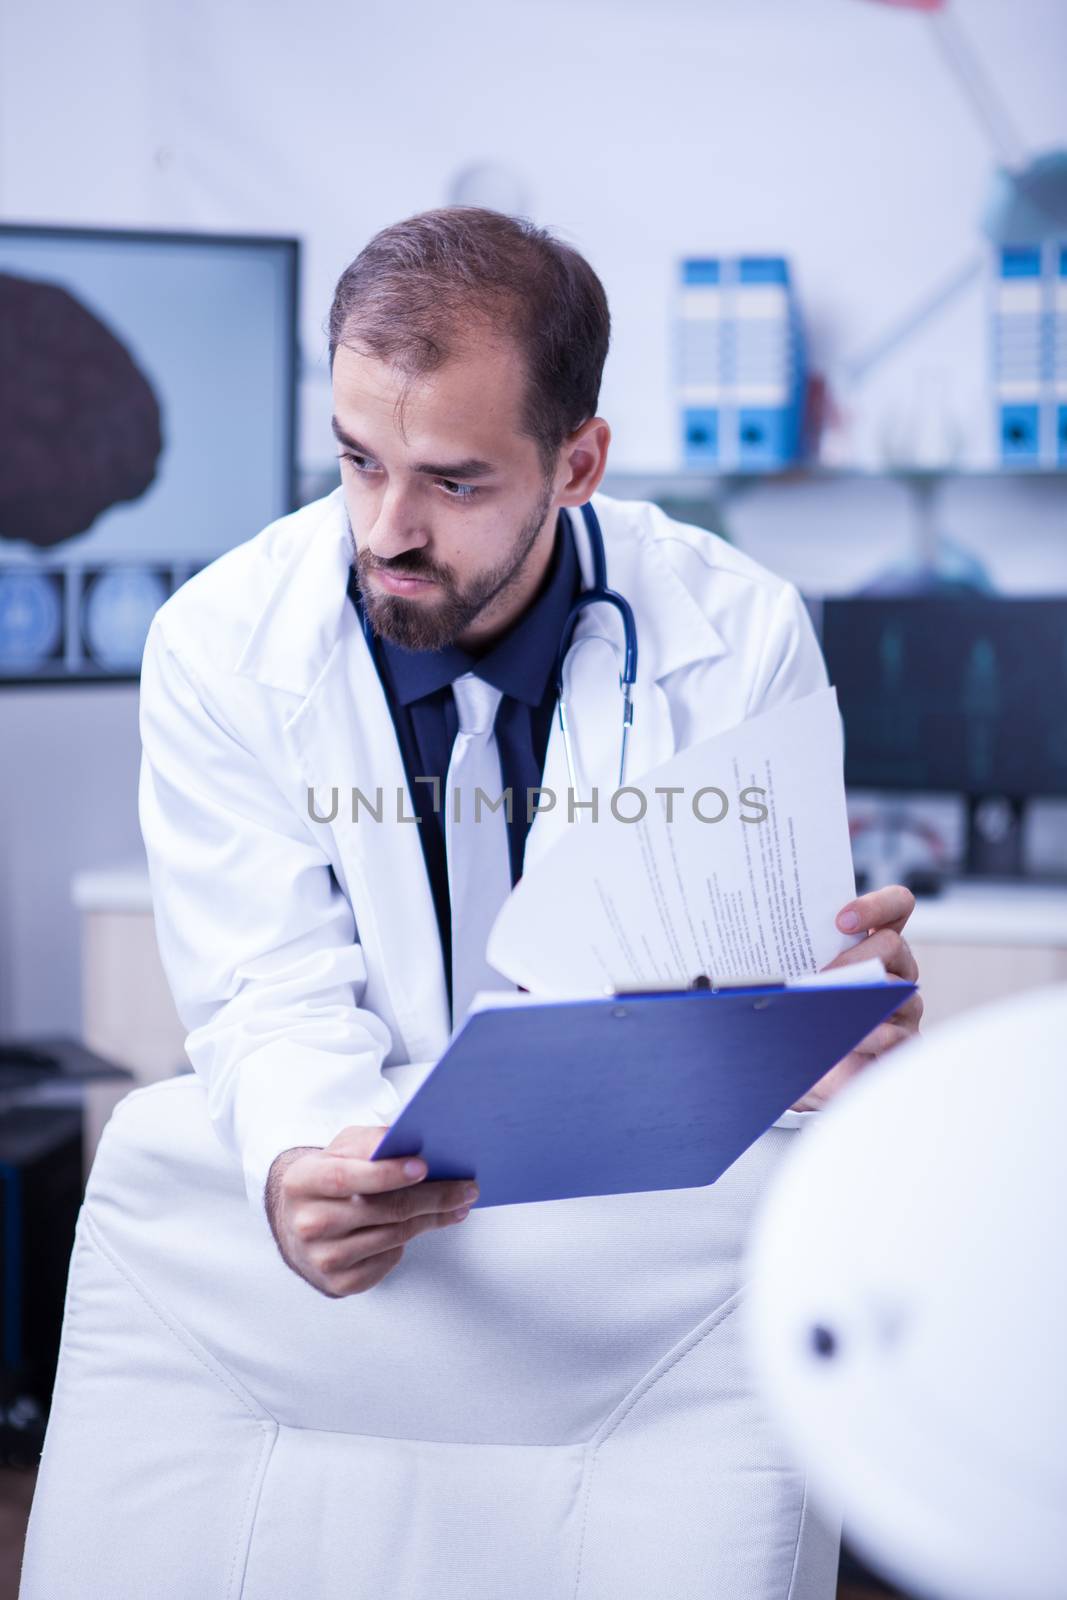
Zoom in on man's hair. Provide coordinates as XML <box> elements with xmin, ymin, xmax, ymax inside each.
<box><xmin>326</xmin><ymin>206</ymin><xmax>610</xmax><ymax>470</ymax></box>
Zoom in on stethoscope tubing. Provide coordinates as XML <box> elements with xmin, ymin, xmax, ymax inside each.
<box><xmin>555</xmin><ymin>501</ymin><xmax>638</xmax><ymax>792</ymax></box>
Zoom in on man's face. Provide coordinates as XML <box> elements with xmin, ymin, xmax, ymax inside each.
<box><xmin>332</xmin><ymin>335</ymin><xmax>559</xmax><ymax>652</ymax></box>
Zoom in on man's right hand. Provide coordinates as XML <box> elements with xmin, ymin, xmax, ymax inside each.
<box><xmin>265</xmin><ymin>1126</ymin><xmax>478</xmax><ymax>1298</ymax></box>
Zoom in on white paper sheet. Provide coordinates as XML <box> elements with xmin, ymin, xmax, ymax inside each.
<box><xmin>788</xmin><ymin>956</ymin><xmax>887</xmax><ymax>989</ymax></box>
<box><xmin>487</xmin><ymin>685</ymin><xmax>865</xmax><ymax>997</ymax></box>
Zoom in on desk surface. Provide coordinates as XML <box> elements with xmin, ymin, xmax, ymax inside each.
<box><xmin>904</xmin><ymin>880</ymin><xmax>1067</xmax><ymax>946</ymax></box>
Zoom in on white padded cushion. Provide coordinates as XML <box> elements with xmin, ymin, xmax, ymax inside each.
<box><xmin>21</xmin><ymin>1074</ymin><xmax>840</xmax><ymax>1598</ymax></box>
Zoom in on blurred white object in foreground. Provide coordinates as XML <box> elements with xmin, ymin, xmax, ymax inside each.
<box><xmin>745</xmin><ymin>984</ymin><xmax>1067</xmax><ymax>1600</ymax></box>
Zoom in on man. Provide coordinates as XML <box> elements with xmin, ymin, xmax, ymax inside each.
<box><xmin>25</xmin><ymin>207</ymin><xmax>922</xmax><ymax>1599</ymax></box>
<box><xmin>262</xmin><ymin>207</ymin><xmax>920</xmax><ymax>1298</ymax></box>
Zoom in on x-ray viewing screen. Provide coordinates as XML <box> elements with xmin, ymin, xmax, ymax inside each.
<box><xmin>820</xmin><ymin>596</ymin><xmax>1067</xmax><ymax>798</ymax></box>
<box><xmin>0</xmin><ymin>223</ymin><xmax>298</xmax><ymax>683</ymax></box>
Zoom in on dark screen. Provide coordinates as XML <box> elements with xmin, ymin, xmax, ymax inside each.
<box><xmin>820</xmin><ymin>597</ymin><xmax>1067</xmax><ymax>797</ymax></box>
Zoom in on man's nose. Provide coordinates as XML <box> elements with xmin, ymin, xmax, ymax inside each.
<box><xmin>366</xmin><ymin>484</ymin><xmax>431</xmax><ymax>563</ymax></box>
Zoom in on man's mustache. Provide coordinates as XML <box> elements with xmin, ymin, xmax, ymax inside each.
<box><xmin>360</xmin><ymin>551</ymin><xmax>454</xmax><ymax>587</ymax></box>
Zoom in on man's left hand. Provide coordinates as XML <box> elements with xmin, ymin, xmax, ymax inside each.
<box><xmin>790</xmin><ymin>884</ymin><xmax>924</xmax><ymax>1112</ymax></box>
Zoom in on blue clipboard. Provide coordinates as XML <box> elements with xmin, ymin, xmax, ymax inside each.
<box><xmin>371</xmin><ymin>980</ymin><xmax>916</xmax><ymax>1207</ymax></box>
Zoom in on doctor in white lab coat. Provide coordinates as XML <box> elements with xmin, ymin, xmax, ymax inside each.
<box><xmin>21</xmin><ymin>208</ymin><xmax>921</xmax><ymax>1600</ymax></box>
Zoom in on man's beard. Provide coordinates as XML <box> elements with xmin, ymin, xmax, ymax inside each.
<box><xmin>349</xmin><ymin>476</ymin><xmax>556</xmax><ymax>653</ymax></box>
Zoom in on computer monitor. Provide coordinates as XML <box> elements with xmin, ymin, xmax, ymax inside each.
<box><xmin>0</xmin><ymin>222</ymin><xmax>299</xmax><ymax>684</ymax></box>
<box><xmin>819</xmin><ymin>596</ymin><xmax>1067</xmax><ymax>876</ymax></box>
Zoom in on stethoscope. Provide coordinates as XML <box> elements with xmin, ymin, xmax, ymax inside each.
<box><xmin>355</xmin><ymin>499</ymin><xmax>638</xmax><ymax>794</ymax></box>
<box><xmin>556</xmin><ymin>501</ymin><xmax>638</xmax><ymax>794</ymax></box>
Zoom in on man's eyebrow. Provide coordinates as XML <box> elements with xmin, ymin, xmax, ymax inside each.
<box><xmin>330</xmin><ymin>416</ymin><xmax>497</xmax><ymax>480</ymax></box>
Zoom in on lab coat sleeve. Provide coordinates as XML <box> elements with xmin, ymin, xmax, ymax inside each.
<box><xmin>137</xmin><ymin>617</ymin><xmax>404</xmax><ymax>1220</ymax></box>
<box><xmin>745</xmin><ymin>580</ymin><xmax>834</xmax><ymax>1131</ymax></box>
<box><xmin>743</xmin><ymin>578</ymin><xmax>829</xmax><ymax>719</ymax></box>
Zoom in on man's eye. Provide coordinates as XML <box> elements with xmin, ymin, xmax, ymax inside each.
<box><xmin>439</xmin><ymin>479</ymin><xmax>478</xmax><ymax>499</ymax></box>
<box><xmin>338</xmin><ymin>452</ymin><xmax>377</xmax><ymax>474</ymax></box>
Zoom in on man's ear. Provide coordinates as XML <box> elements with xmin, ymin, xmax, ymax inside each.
<box><xmin>555</xmin><ymin>416</ymin><xmax>611</xmax><ymax>507</ymax></box>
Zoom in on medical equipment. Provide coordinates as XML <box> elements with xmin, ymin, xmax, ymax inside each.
<box><xmin>554</xmin><ymin>501</ymin><xmax>638</xmax><ymax>795</ymax></box>
<box><xmin>820</xmin><ymin>594</ymin><xmax>1067</xmax><ymax>879</ymax></box>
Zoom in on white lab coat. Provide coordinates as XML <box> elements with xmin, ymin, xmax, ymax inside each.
<box><xmin>138</xmin><ymin>485</ymin><xmax>828</xmax><ymax>1215</ymax></box>
<box><xmin>21</xmin><ymin>488</ymin><xmax>841</xmax><ymax>1600</ymax></box>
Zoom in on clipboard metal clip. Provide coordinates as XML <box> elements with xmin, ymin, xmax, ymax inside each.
<box><xmin>608</xmin><ymin>973</ymin><xmax>786</xmax><ymax>997</ymax></box>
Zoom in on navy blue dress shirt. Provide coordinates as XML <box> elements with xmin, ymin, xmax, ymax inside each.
<box><xmin>347</xmin><ymin>512</ymin><xmax>580</xmax><ymax>1010</ymax></box>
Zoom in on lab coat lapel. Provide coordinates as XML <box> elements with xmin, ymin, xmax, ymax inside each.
<box><xmin>240</xmin><ymin>490</ymin><xmax>452</xmax><ymax>1065</ymax></box>
<box><xmin>235</xmin><ymin>487</ymin><xmax>730</xmax><ymax>1057</ymax></box>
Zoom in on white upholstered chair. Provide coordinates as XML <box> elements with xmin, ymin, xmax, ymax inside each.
<box><xmin>21</xmin><ymin>1072</ymin><xmax>840</xmax><ymax>1599</ymax></box>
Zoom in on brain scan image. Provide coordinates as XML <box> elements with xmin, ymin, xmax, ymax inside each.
<box><xmin>0</xmin><ymin>570</ymin><xmax>64</xmax><ymax>668</ymax></box>
<box><xmin>0</xmin><ymin>225</ymin><xmax>295</xmax><ymax>679</ymax></box>
<box><xmin>0</xmin><ymin>271</ymin><xmax>164</xmax><ymax>549</ymax></box>
<box><xmin>81</xmin><ymin>566</ymin><xmax>169</xmax><ymax>671</ymax></box>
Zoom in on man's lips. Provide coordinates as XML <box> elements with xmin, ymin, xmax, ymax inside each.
<box><xmin>369</xmin><ymin>567</ymin><xmax>439</xmax><ymax>597</ymax></box>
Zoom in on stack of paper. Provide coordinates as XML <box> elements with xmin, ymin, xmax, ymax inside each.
<box><xmin>487</xmin><ymin>685</ymin><xmax>866</xmax><ymax>1001</ymax></box>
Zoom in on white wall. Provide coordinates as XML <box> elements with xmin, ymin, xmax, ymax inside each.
<box><xmin>6</xmin><ymin>0</ymin><xmax>1067</xmax><ymax>470</ymax></box>
<box><xmin>1</xmin><ymin>0</ymin><xmax>1066</xmax><ymax>1032</ymax></box>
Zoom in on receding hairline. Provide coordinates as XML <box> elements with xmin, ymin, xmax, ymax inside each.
<box><xmin>330</xmin><ymin>318</ymin><xmax>554</xmax><ymax>463</ymax></box>
<box><xmin>329</xmin><ymin>297</ymin><xmax>527</xmax><ymax>378</ymax></box>
<box><xmin>325</xmin><ymin>206</ymin><xmax>611</xmax><ymax>470</ymax></box>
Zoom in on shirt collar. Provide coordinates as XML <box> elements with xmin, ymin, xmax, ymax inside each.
<box><xmin>350</xmin><ymin>511</ymin><xmax>580</xmax><ymax>708</ymax></box>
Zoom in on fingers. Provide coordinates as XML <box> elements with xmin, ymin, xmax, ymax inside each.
<box><xmin>306</xmin><ymin>1198</ymin><xmax>477</xmax><ymax>1298</ymax></box>
<box><xmin>357</xmin><ymin>1206</ymin><xmax>474</xmax><ymax>1259</ymax></box>
<box><xmin>310</xmin><ymin>1207</ymin><xmax>471</xmax><ymax>1278</ymax></box>
<box><xmin>883</xmin><ymin>933</ymin><xmax>918</xmax><ymax>982</ymax></box>
<box><xmin>847</xmin><ymin>1016</ymin><xmax>918</xmax><ymax>1060</ymax></box>
<box><xmin>893</xmin><ymin>990</ymin><xmax>924</xmax><ymax>1030</ymax></box>
<box><xmin>319</xmin><ymin>1246</ymin><xmax>407</xmax><ymax>1300</ymax></box>
<box><xmin>832</xmin><ymin>969</ymin><xmax>923</xmax><ymax>1059</ymax></box>
<box><xmin>321</xmin><ymin>1124</ymin><xmax>443</xmax><ymax>1196</ymax></box>
<box><xmin>359</xmin><ymin>1177</ymin><xmax>478</xmax><ymax>1227</ymax></box>
<box><xmin>823</xmin><ymin>925</ymin><xmax>919</xmax><ymax>982</ymax></box>
<box><xmin>836</xmin><ymin>884</ymin><xmax>916</xmax><ymax>937</ymax></box>
<box><xmin>275</xmin><ymin>1127</ymin><xmax>481</xmax><ymax>1300</ymax></box>
<box><xmin>284</xmin><ymin>1143</ymin><xmax>432</xmax><ymax>1203</ymax></box>
<box><xmin>287</xmin><ymin>1175</ymin><xmax>478</xmax><ymax>1244</ymax></box>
